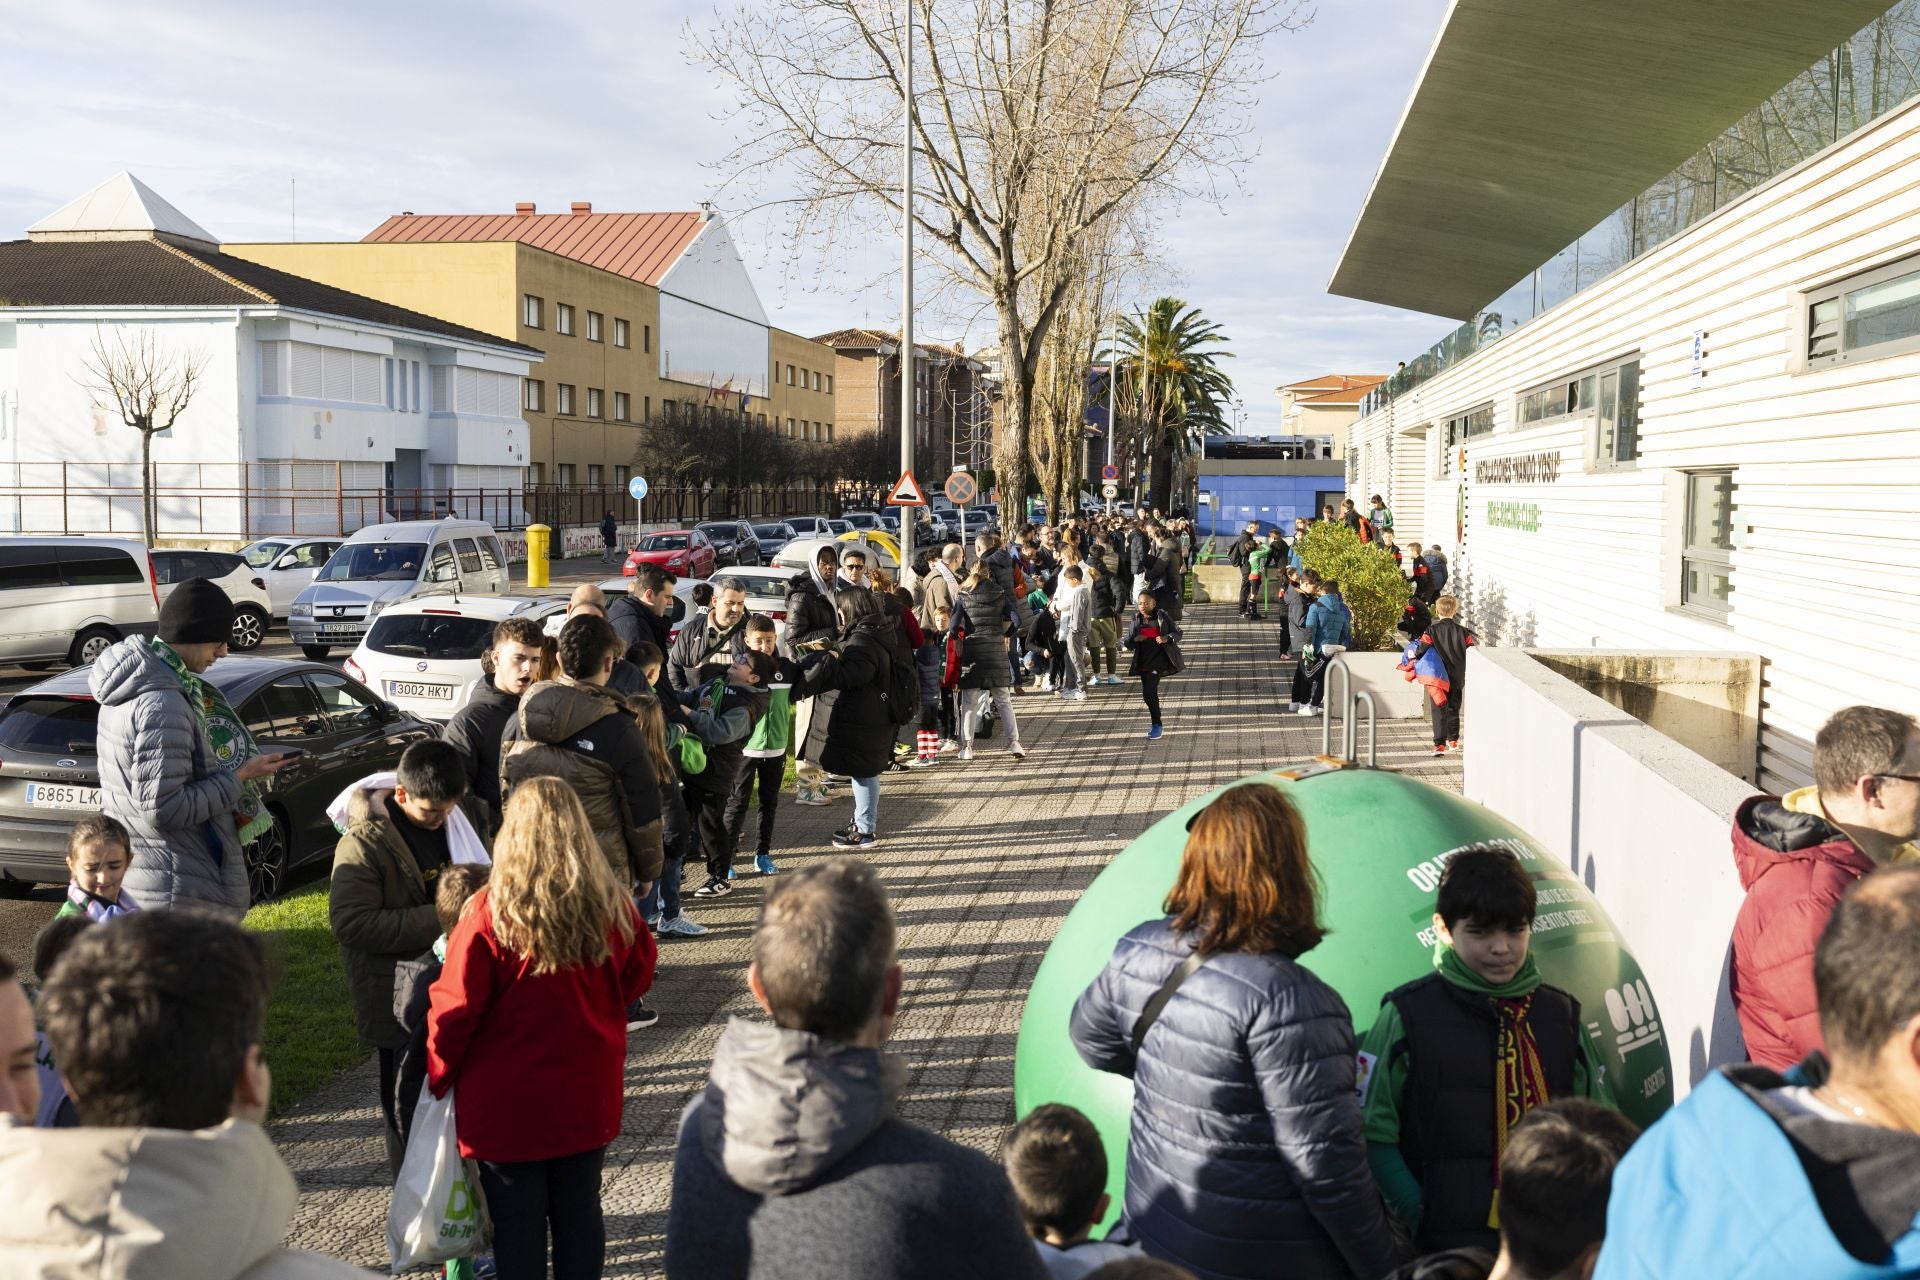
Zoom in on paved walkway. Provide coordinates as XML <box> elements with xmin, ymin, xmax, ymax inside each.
<box><xmin>275</xmin><ymin>602</ymin><xmax>1462</xmax><ymax>1273</ymax></box>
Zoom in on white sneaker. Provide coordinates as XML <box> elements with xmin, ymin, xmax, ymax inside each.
<box><xmin>1040</xmin><ymin>676</ymin><xmax>1053</xmax><ymax>692</ymax></box>
<box><xmin>938</xmin><ymin>739</ymin><xmax>958</xmax><ymax>754</ymax></box>
<box><xmin>958</xmin><ymin>746</ymin><xmax>974</xmax><ymax>761</ymax></box>
<box><xmin>1292</xmin><ymin>705</ymin><xmax>1320</xmax><ymax>717</ymax></box>
<box><xmin>1009</xmin><ymin>742</ymin><xmax>1027</xmax><ymax>759</ymax></box>
<box><xmin>1069</xmin><ymin>689</ymin><xmax>1088</xmax><ymax>701</ymax></box>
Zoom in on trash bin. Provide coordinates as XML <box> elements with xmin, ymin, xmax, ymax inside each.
<box><xmin>525</xmin><ymin>524</ymin><xmax>551</xmax><ymax>589</ymax></box>
<box><xmin>1013</xmin><ymin>762</ymin><xmax>1676</xmax><ymax>1233</ymax></box>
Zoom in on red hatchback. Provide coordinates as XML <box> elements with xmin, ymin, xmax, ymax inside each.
<box><xmin>624</xmin><ymin>528</ymin><xmax>716</xmax><ymax>579</ymax></box>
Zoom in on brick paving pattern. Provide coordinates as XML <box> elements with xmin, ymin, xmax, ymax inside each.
<box><xmin>276</xmin><ymin>602</ymin><xmax>1462</xmax><ymax>1273</ymax></box>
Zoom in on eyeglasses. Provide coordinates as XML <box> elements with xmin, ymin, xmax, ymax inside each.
<box><xmin>1873</xmin><ymin>773</ymin><xmax>1920</xmax><ymax>785</ymax></box>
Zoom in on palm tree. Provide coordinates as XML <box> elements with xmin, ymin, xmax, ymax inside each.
<box><xmin>1102</xmin><ymin>298</ymin><xmax>1234</xmax><ymax>512</ymax></box>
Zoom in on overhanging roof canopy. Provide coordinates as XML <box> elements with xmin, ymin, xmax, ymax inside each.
<box><xmin>1330</xmin><ymin>0</ymin><xmax>1899</xmax><ymax>320</ymax></box>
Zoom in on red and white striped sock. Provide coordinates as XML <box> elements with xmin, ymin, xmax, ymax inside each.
<box><xmin>917</xmin><ymin>730</ymin><xmax>939</xmax><ymax>761</ymax></box>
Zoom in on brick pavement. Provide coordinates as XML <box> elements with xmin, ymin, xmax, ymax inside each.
<box><xmin>275</xmin><ymin>602</ymin><xmax>1462</xmax><ymax>1274</ymax></box>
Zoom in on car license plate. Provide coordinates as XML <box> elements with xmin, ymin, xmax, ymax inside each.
<box><xmin>24</xmin><ymin>783</ymin><xmax>102</xmax><ymax>811</ymax></box>
<box><xmin>388</xmin><ymin>681</ymin><xmax>454</xmax><ymax>700</ymax></box>
<box><xmin>321</xmin><ymin>623</ymin><xmax>361</xmax><ymax>634</ymax></box>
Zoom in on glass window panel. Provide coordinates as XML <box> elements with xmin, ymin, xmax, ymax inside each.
<box><xmin>1808</xmin><ymin>298</ymin><xmax>1842</xmax><ymax>359</ymax></box>
<box><xmin>1843</xmin><ymin>269</ymin><xmax>1920</xmax><ymax>350</ymax></box>
<box><xmin>1615</xmin><ymin>360</ymin><xmax>1641</xmax><ymax>462</ymax></box>
<box><xmin>1683</xmin><ymin>559</ymin><xmax>1734</xmax><ymax>613</ymax></box>
<box><xmin>1685</xmin><ymin>472</ymin><xmax>1734</xmax><ymax>551</ymax></box>
<box><xmin>306</xmin><ymin>672</ymin><xmax>381</xmax><ymax>732</ymax></box>
<box><xmin>1575</xmin><ymin>206</ymin><xmax>1633</xmax><ymax>292</ymax></box>
<box><xmin>1539</xmin><ymin>240</ymin><xmax>1579</xmax><ymax>311</ymax></box>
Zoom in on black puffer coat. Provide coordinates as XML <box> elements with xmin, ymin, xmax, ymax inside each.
<box><xmin>792</xmin><ymin>615</ymin><xmax>900</xmax><ymax>779</ymax></box>
<box><xmin>1070</xmin><ymin>919</ymin><xmax>1403</xmax><ymax>1280</ymax></box>
<box><xmin>781</xmin><ymin>572</ymin><xmax>838</xmax><ymax>660</ymax></box>
<box><xmin>953</xmin><ymin>579</ymin><xmax>1014</xmax><ymax>690</ymax></box>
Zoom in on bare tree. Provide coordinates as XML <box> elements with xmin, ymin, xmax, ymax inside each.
<box><xmin>79</xmin><ymin>329</ymin><xmax>207</xmax><ymax>547</ymax></box>
<box><xmin>691</xmin><ymin>0</ymin><xmax>1295</xmax><ymax>533</ymax></box>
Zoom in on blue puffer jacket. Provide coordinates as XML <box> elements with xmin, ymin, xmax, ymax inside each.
<box><xmin>1070</xmin><ymin>919</ymin><xmax>1403</xmax><ymax>1280</ymax></box>
<box><xmin>914</xmin><ymin>639</ymin><xmax>942</xmax><ymax>707</ymax></box>
<box><xmin>1305</xmin><ymin>592</ymin><xmax>1353</xmax><ymax>651</ymax></box>
<box><xmin>89</xmin><ymin>637</ymin><xmax>248</xmax><ymax>915</ymax></box>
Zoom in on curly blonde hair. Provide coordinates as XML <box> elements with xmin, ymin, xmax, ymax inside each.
<box><xmin>489</xmin><ymin>777</ymin><xmax>635</xmax><ymax>973</ymax></box>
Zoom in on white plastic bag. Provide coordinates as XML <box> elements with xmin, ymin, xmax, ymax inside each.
<box><xmin>386</xmin><ymin>1085</ymin><xmax>488</xmax><ymax>1273</ymax></box>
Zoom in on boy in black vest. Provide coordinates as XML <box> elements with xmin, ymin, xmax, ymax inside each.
<box><xmin>682</xmin><ymin>649</ymin><xmax>775</xmax><ymax>900</ymax></box>
<box><xmin>1358</xmin><ymin>845</ymin><xmax>1615</xmax><ymax>1254</ymax></box>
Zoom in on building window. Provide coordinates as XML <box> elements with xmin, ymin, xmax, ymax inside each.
<box><xmin>587</xmin><ymin>464</ymin><xmax>602</xmax><ymax>488</ymax></box>
<box><xmin>1805</xmin><ymin>253</ymin><xmax>1920</xmax><ymax>367</ymax></box>
<box><xmin>557</xmin><ymin>384</ymin><xmax>575</xmax><ymax>415</ymax></box>
<box><xmin>1681</xmin><ymin>470</ymin><xmax>1734</xmax><ymax>620</ymax></box>
<box><xmin>644</xmin><ymin>396</ymin><xmax>651</xmax><ymax>421</ymax></box>
<box><xmin>825</xmin><ymin>373</ymin><xmax>833</xmax><ymax>395</ymax></box>
<box><xmin>614</xmin><ymin>392</ymin><xmax>630</xmax><ymax>421</ymax></box>
<box><xmin>1517</xmin><ymin>372</ymin><xmax>1594</xmax><ymax>426</ymax></box>
<box><xmin>555</xmin><ymin>303</ymin><xmax>575</xmax><ymax>336</ymax></box>
<box><xmin>1591</xmin><ymin>359</ymin><xmax>1642</xmax><ymax>469</ymax></box>
<box><xmin>411</xmin><ymin>362</ymin><xmax>421</xmax><ymax>413</ymax></box>
<box><xmin>586</xmin><ymin>311</ymin><xmax>603</xmax><ymax>342</ymax></box>
<box><xmin>523</xmin><ymin>379</ymin><xmax>544</xmax><ymax>412</ymax></box>
<box><xmin>528</xmin><ymin>461</ymin><xmax>544</xmax><ymax>486</ymax></box>
<box><xmin>643</xmin><ymin>324</ymin><xmax>652</xmax><ymax>353</ymax></box>
<box><xmin>812</xmin><ymin>370</ymin><xmax>822</xmax><ymax>392</ymax></box>
<box><xmin>523</xmin><ymin>295</ymin><xmax>543</xmax><ymax>329</ymax></box>
<box><xmin>826</xmin><ymin>422</ymin><xmax>834</xmax><ymax>441</ymax></box>
<box><xmin>556</xmin><ymin>463</ymin><xmax>574</xmax><ymax>488</ymax></box>
<box><xmin>615</xmin><ymin>465</ymin><xmax>629</xmax><ymax>487</ymax></box>
<box><xmin>587</xmin><ymin>388</ymin><xmax>604</xmax><ymax>418</ymax></box>
<box><xmin>1438</xmin><ymin>404</ymin><xmax>1493</xmax><ymax>478</ymax></box>
<box><xmin>787</xmin><ymin>364</ymin><xmax>796</xmax><ymax>386</ymax></box>
<box><xmin>384</xmin><ymin>359</ymin><xmax>396</xmax><ymax>409</ymax></box>
<box><xmin>614</xmin><ymin>318</ymin><xmax>630</xmax><ymax>348</ymax></box>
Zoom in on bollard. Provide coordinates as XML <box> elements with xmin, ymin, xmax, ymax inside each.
<box><xmin>526</xmin><ymin>523</ymin><xmax>551</xmax><ymax>589</ymax></box>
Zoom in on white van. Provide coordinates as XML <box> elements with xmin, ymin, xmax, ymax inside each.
<box><xmin>288</xmin><ymin>519</ymin><xmax>510</xmax><ymax>659</ymax></box>
<box><xmin>0</xmin><ymin>536</ymin><xmax>161</xmax><ymax>669</ymax></box>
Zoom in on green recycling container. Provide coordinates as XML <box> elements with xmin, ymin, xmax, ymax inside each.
<box><xmin>1013</xmin><ymin>762</ymin><xmax>1675</xmax><ymax>1231</ymax></box>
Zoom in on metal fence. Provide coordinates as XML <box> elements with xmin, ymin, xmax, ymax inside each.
<box><xmin>0</xmin><ymin>461</ymin><xmax>843</xmax><ymax>541</ymax></box>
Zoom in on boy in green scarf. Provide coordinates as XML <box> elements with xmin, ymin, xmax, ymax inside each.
<box><xmin>1358</xmin><ymin>844</ymin><xmax>1616</xmax><ymax>1254</ymax></box>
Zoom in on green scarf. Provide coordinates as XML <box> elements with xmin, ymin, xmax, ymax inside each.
<box><xmin>152</xmin><ymin>639</ymin><xmax>272</xmax><ymax>844</ymax></box>
<box><xmin>1434</xmin><ymin>942</ymin><xmax>1542</xmax><ymax>998</ymax></box>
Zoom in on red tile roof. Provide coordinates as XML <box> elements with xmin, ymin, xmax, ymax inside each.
<box><xmin>1299</xmin><ymin>382</ymin><xmax>1384</xmax><ymax>405</ymax></box>
<box><xmin>362</xmin><ymin>210</ymin><xmax>706</xmax><ymax>286</ymax></box>
<box><xmin>1282</xmin><ymin>373</ymin><xmax>1387</xmax><ymax>393</ymax></box>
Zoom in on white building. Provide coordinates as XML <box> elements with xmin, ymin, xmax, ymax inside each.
<box><xmin>0</xmin><ymin>173</ymin><xmax>542</xmax><ymax>541</ymax></box>
<box><xmin>1336</xmin><ymin>2</ymin><xmax>1920</xmax><ymax>793</ymax></box>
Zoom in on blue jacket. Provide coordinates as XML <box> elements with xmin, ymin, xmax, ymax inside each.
<box><xmin>1596</xmin><ymin>1065</ymin><xmax>1920</xmax><ymax>1280</ymax></box>
<box><xmin>1070</xmin><ymin>919</ymin><xmax>1402</xmax><ymax>1280</ymax></box>
<box><xmin>1305</xmin><ymin>592</ymin><xmax>1353</xmax><ymax>651</ymax></box>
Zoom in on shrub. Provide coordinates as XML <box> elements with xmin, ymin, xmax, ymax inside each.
<box><xmin>1293</xmin><ymin>522</ymin><xmax>1411</xmax><ymax>651</ymax></box>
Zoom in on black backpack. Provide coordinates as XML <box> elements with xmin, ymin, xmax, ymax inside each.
<box><xmin>878</xmin><ymin>622</ymin><xmax>919</xmax><ymax>726</ymax></box>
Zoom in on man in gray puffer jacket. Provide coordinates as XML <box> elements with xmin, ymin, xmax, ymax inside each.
<box><xmin>665</xmin><ymin>859</ymin><xmax>1043</xmax><ymax>1280</ymax></box>
<box><xmin>90</xmin><ymin>579</ymin><xmax>293</xmax><ymax>916</ymax></box>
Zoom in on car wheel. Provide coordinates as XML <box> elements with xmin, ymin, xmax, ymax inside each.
<box><xmin>230</xmin><ymin>606</ymin><xmax>269</xmax><ymax>651</ymax></box>
<box><xmin>0</xmin><ymin>875</ymin><xmax>34</xmax><ymax>899</ymax></box>
<box><xmin>68</xmin><ymin>626</ymin><xmax>119</xmax><ymax>667</ymax></box>
<box><xmin>245</xmin><ymin>809</ymin><xmax>291</xmax><ymax>904</ymax></box>
<box><xmin>301</xmin><ymin>644</ymin><xmax>332</xmax><ymax>660</ymax></box>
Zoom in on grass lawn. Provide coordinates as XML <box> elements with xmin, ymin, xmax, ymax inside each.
<box><xmin>245</xmin><ymin>883</ymin><xmax>364</xmax><ymax>1120</ymax></box>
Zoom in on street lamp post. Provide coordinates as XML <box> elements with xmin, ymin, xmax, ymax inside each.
<box><xmin>898</xmin><ymin>0</ymin><xmax>916</xmax><ymax>572</ymax></box>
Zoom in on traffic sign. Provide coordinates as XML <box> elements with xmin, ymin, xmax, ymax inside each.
<box><xmin>887</xmin><ymin>469</ymin><xmax>927</xmax><ymax>506</ymax></box>
<box><xmin>1101</xmin><ymin>464</ymin><xmax>1119</xmax><ymax>481</ymax></box>
<box><xmin>628</xmin><ymin>475</ymin><xmax>649</xmax><ymax>501</ymax></box>
<box><xmin>943</xmin><ymin>471</ymin><xmax>977</xmax><ymax>506</ymax></box>
<box><xmin>1102</xmin><ymin>480</ymin><xmax>1119</xmax><ymax>499</ymax></box>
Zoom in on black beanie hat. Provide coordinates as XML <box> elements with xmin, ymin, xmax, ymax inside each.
<box><xmin>158</xmin><ymin>577</ymin><xmax>236</xmax><ymax>646</ymax></box>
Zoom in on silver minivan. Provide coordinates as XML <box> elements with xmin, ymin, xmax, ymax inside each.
<box><xmin>288</xmin><ymin>519</ymin><xmax>511</xmax><ymax>659</ymax></box>
<box><xmin>0</xmin><ymin>536</ymin><xmax>161</xmax><ymax>669</ymax></box>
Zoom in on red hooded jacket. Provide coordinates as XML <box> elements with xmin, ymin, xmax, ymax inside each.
<box><xmin>1728</xmin><ymin>792</ymin><xmax>1874</xmax><ymax>1071</ymax></box>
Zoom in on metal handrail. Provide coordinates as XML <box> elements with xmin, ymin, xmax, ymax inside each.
<box><xmin>1319</xmin><ymin>659</ymin><xmax>1353</xmax><ymax>757</ymax></box>
<box><xmin>1316</xmin><ymin>657</ymin><xmax>1377</xmax><ymax>766</ymax></box>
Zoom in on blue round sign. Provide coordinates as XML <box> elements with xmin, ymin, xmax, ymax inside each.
<box><xmin>628</xmin><ymin>475</ymin><xmax>650</xmax><ymax>500</ymax></box>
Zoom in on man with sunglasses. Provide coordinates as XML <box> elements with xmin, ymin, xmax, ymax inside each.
<box><xmin>1730</xmin><ymin>705</ymin><xmax>1920</xmax><ymax>1069</ymax></box>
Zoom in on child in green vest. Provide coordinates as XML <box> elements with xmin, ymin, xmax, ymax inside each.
<box><xmin>1359</xmin><ymin>844</ymin><xmax>1615</xmax><ymax>1254</ymax></box>
<box><xmin>723</xmin><ymin>615</ymin><xmax>792</xmax><ymax>876</ymax></box>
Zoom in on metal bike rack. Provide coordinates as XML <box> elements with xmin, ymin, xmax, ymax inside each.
<box><xmin>1317</xmin><ymin>657</ymin><xmax>1378</xmax><ymax>767</ymax></box>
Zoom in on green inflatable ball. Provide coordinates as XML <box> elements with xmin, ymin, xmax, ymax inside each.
<box><xmin>1013</xmin><ymin>763</ymin><xmax>1675</xmax><ymax>1233</ymax></box>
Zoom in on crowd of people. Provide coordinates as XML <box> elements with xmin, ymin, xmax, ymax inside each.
<box><xmin>4</xmin><ymin>504</ymin><xmax>1918</xmax><ymax>1280</ymax></box>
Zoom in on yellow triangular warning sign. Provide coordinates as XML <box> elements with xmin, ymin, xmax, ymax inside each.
<box><xmin>887</xmin><ymin>469</ymin><xmax>927</xmax><ymax>506</ymax></box>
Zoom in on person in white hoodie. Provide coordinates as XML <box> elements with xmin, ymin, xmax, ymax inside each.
<box><xmin>1052</xmin><ymin>565</ymin><xmax>1094</xmax><ymax>701</ymax></box>
<box><xmin>0</xmin><ymin>910</ymin><xmax>367</xmax><ymax>1279</ymax></box>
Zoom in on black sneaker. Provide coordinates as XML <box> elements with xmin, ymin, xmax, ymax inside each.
<box><xmin>832</xmin><ymin>829</ymin><xmax>878</xmax><ymax>849</ymax></box>
<box><xmin>692</xmin><ymin>878</ymin><xmax>734</xmax><ymax>899</ymax></box>
<box><xmin>626</xmin><ymin>998</ymin><xmax>659</xmax><ymax>1031</ymax></box>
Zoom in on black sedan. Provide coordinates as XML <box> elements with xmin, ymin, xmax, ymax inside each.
<box><xmin>751</xmin><ymin>523</ymin><xmax>797</xmax><ymax>561</ymax></box>
<box><xmin>696</xmin><ymin>520</ymin><xmax>763</xmax><ymax>568</ymax></box>
<box><xmin>0</xmin><ymin>656</ymin><xmax>434</xmax><ymax>903</ymax></box>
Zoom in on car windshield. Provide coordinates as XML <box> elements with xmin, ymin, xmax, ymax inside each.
<box><xmin>241</xmin><ymin>541</ymin><xmax>290</xmax><ymax>569</ymax></box>
<box><xmin>0</xmin><ymin>696</ymin><xmax>100</xmax><ymax>756</ymax></box>
<box><xmin>753</xmin><ymin>525</ymin><xmax>789</xmax><ymax>537</ymax></box>
<box><xmin>318</xmin><ymin>542</ymin><xmax>426</xmax><ymax>581</ymax></box>
<box><xmin>640</xmin><ymin>534</ymin><xmax>689</xmax><ymax>551</ymax></box>
<box><xmin>366</xmin><ymin>613</ymin><xmax>495</xmax><ymax>660</ymax></box>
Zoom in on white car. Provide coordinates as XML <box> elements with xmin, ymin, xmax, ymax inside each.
<box><xmin>238</xmin><ymin>536</ymin><xmax>346</xmax><ymax>618</ymax></box>
<box><xmin>344</xmin><ymin>595</ymin><xmax>566</xmax><ymax>723</ymax></box>
<box><xmin>595</xmin><ymin>576</ymin><xmax>704</xmax><ymax>643</ymax></box>
<box><xmin>150</xmin><ymin>550</ymin><xmax>275</xmax><ymax>651</ymax></box>
<box><xmin>770</xmin><ymin>535</ymin><xmax>900</xmax><ymax>576</ymax></box>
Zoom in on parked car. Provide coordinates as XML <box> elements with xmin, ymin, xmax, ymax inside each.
<box><xmin>345</xmin><ymin>595</ymin><xmax>567</xmax><ymax>723</ymax></box>
<box><xmin>0</xmin><ymin>536</ymin><xmax>160</xmax><ymax>671</ymax></box>
<box><xmin>707</xmin><ymin>567</ymin><xmax>795</xmax><ymax>623</ymax></box>
<box><xmin>151</xmin><ymin>550</ymin><xmax>274</xmax><ymax>652</ymax></box>
<box><xmin>956</xmin><ymin>509</ymin><xmax>996</xmax><ymax>540</ymax></box>
<box><xmin>770</xmin><ymin>535</ymin><xmax>900</xmax><ymax>576</ymax></box>
<box><xmin>0</xmin><ymin>657</ymin><xmax>434</xmax><ymax>901</ymax></box>
<box><xmin>841</xmin><ymin>510</ymin><xmax>886</xmax><ymax>532</ymax></box>
<box><xmin>596</xmin><ymin>576</ymin><xmax>697</xmax><ymax>643</ymax></box>
<box><xmin>289</xmin><ymin>519</ymin><xmax>510</xmax><ymax>660</ymax></box>
<box><xmin>696</xmin><ymin>520</ymin><xmax>762</xmax><ymax>568</ymax></box>
<box><xmin>239</xmin><ymin>536</ymin><xmax>346</xmax><ymax>618</ymax></box>
<box><xmin>750</xmin><ymin>523</ymin><xmax>797</xmax><ymax>561</ymax></box>
<box><xmin>624</xmin><ymin>529</ymin><xmax>717</xmax><ymax>579</ymax></box>
<box><xmin>784</xmin><ymin>516</ymin><xmax>835</xmax><ymax>538</ymax></box>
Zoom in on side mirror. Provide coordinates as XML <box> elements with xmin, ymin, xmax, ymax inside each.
<box><xmin>274</xmin><ymin>555</ymin><xmax>297</xmax><ymax>570</ymax></box>
<box><xmin>376</xmin><ymin>701</ymin><xmax>399</xmax><ymax>723</ymax></box>
<box><xmin>430</xmin><ymin>563</ymin><xmax>457</xmax><ymax>584</ymax></box>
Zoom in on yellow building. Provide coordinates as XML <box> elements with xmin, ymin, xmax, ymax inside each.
<box><xmin>227</xmin><ymin>202</ymin><xmax>837</xmax><ymax>489</ymax></box>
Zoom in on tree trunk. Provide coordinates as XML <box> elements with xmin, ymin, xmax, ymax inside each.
<box><xmin>994</xmin><ymin>316</ymin><xmax>1034</xmax><ymax>538</ymax></box>
<box><xmin>141</xmin><ymin>427</ymin><xmax>155</xmax><ymax>547</ymax></box>
<box><xmin>1149</xmin><ymin>436</ymin><xmax>1175</xmax><ymax>515</ymax></box>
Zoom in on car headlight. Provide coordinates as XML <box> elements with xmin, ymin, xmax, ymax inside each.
<box><xmin>291</xmin><ymin>602</ymin><xmax>312</xmax><ymax>618</ymax></box>
<box><xmin>368</xmin><ymin>600</ymin><xmax>387</xmax><ymax>617</ymax></box>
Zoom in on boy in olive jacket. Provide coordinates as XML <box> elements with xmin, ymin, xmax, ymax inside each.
<box><xmin>327</xmin><ymin>740</ymin><xmax>469</xmax><ymax>1176</ymax></box>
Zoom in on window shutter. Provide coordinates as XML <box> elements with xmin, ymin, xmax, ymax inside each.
<box><xmin>291</xmin><ymin>343</ymin><xmax>323</xmax><ymax>398</ymax></box>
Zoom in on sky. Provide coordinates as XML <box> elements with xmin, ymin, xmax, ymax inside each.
<box><xmin>0</xmin><ymin>0</ymin><xmax>1457</xmax><ymax>436</ymax></box>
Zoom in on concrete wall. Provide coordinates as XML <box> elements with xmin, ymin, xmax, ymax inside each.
<box><xmin>1530</xmin><ymin>649</ymin><xmax>1762</xmax><ymax>782</ymax></box>
<box><xmin>1464</xmin><ymin>647</ymin><xmax>1759</xmax><ymax>1097</ymax></box>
